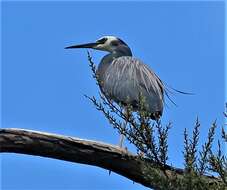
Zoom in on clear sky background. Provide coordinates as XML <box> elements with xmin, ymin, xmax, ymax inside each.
<box><xmin>1</xmin><ymin>1</ymin><xmax>225</xmax><ymax>190</ymax></box>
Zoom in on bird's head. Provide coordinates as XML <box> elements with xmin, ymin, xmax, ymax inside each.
<box><xmin>65</xmin><ymin>36</ymin><xmax>132</xmax><ymax>56</ymax></box>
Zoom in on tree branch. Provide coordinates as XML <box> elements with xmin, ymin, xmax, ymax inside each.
<box><xmin>0</xmin><ymin>128</ymin><xmax>221</xmax><ymax>189</ymax></box>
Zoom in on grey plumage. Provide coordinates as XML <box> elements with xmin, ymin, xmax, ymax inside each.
<box><xmin>97</xmin><ymin>56</ymin><xmax>164</xmax><ymax>117</ymax></box>
<box><xmin>65</xmin><ymin>36</ymin><xmax>164</xmax><ymax>120</ymax></box>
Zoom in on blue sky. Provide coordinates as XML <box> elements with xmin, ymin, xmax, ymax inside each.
<box><xmin>1</xmin><ymin>1</ymin><xmax>225</xmax><ymax>190</ymax></box>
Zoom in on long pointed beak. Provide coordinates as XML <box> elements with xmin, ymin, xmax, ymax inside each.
<box><xmin>65</xmin><ymin>42</ymin><xmax>99</xmax><ymax>49</ymax></box>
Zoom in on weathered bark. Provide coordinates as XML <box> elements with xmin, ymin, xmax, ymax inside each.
<box><xmin>0</xmin><ymin>128</ymin><xmax>221</xmax><ymax>189</ymax></box>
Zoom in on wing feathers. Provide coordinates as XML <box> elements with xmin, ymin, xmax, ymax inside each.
<box><xmin>101</xmin><ymin>56</ymin><xmax>164</xmax><ymax>114</ymax></box>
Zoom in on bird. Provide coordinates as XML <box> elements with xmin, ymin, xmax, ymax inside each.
<box><xmin>65</xmin><ymin>36</ymin><xmax>164</xmax><ymax>147</ymax></box>
<box><xmin>65</xmin><ymin>36</ymin><xmax>164</xmax><ymax>119</ymax></box>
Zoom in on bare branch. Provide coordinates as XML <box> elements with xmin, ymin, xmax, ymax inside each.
<box><xmin>0</xmin><ymin>128</ymin><xmax>222</xmax><ymax>190</ymax></box>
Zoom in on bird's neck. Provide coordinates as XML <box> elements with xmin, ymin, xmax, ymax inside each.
<box><xmin>100</xmin><ymin>47</ymin><xmax>132</xmax><ymax>66</ymax></box>
<box><xmin>112</xmin><ymin>46</ymin><xmax>132</xmax><ymax>58</ymax></box>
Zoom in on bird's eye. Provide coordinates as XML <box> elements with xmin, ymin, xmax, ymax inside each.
<box><xmin>110</xmin><ymin>41</ymin><xmax>119</xmax><ymax>46</ymax></box>
<box><xmin>96</xmin><ymin>38</ymin><xmax>107</xmax><ymax>44</ymax></box>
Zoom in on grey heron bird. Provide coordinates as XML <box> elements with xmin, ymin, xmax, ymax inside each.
<box><xmin>65</xmin><ymin>36</ymin><xmax>165</xmax><ymax>146</ymax></box>
<box><xmin>65</xmin><ymin>36</ymin><xmax>164</xmax><ymax>118</ymax></box>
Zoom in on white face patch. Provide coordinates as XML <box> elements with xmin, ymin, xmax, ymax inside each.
<box><xmin>97</xmin><ymin>36</ymin><xmax>118</xmax><ymax>44</ymax></box>
<box><xmin>95</xmin><ymin>36</ymin><xmax>119</xmax><ymax>51</ymax></box>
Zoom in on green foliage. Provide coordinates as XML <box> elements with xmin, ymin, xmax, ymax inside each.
<box><xmin>183</xmin><ymin>118</ymin><xmax>200</xmax><ymax>173</ymax></box>
<box><xmin>86</xmin><ymin>53</ymin><xmax>227</xmax><ymax>190</ymax></box>
<box><xmin>182</xmin><ymin>120</ymin><xmax>226</xmax><ymax>190</ymax></box>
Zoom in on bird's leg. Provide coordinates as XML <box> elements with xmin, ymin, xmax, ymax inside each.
<box><xmin>119</xmin><ymin>127</ymin><xmax>126</xmax><ymax>148</ymax></box>
<box><xmin>118</xmin><ymin>108</ymin><xmax>130</xmax><ymax>149</ymax></box>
